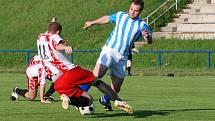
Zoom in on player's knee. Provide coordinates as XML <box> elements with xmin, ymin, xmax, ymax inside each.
<box><xmin>97</xmin><ymin>71</ymin><xmax>106</xmax><ymax>78</ymax></box>
<box><xmin>26</xmin><ymin>92</ymin><xmax>37</xmax><ymax>100</ymax></box>
<box><xmin>114</xmin><ymin>88</ymin><xmax>120</xmax><ymax>93</ymax></box>
<box><xmin>91</xmin><ymin>80</ymin><xmax>102</xmax><ymax>87</ymax></box>
<box><xmin>93</xmin><ymin>68</ymin><xmax>106</xmax><ymax>78</ymax></box>
<box><xmin>28</xmin><ymin>95</ymin><xmax>36</xmax><ymax>100</ymax></box>
<box><xmin>93</xmin><ymin>72</ymin><xmax>102</xmax><ymax>79</ymax></box>
<box><xmin>112</xmin><ymin>86</ymin><xmax>121</xmax><ymax>93</ymax></box>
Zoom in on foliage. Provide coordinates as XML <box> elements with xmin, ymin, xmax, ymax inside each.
<box><xmin>1</xmin><ymin>0</ymin><xmax>213</xmax><ymax>75</ymax></box>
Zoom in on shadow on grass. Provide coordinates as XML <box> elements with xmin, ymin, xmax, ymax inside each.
<box><xmin>92</xmin><ymin>108</ymin><xmax>215</xmax><ymax>118</ymax></box>
<box><xmin>14</xmin><ymin>99</ymin><xmax>61</xmax><ymax>102</ymax></box>
<box><xmin>134</xmin><ymin>108</ymin><xmax>215</xmax><ymax>118</ymax></box>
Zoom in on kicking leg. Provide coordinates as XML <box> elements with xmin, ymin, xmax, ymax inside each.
<box><xmin>92</xmin><ymin>79</ymin><xmax>133</xmax><ymax>114</ymax></box>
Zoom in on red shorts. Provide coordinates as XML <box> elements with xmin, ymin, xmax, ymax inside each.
<box><xmin>54</xmin><ymin>66</ymin><xmax>95</xmax><ymax>97</ymax></box>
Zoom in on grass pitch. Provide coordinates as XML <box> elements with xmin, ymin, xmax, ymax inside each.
<box><xmin>1</xmin><ymin>73</ymin><xmax>215</xmax><ymax>121</ymax></box>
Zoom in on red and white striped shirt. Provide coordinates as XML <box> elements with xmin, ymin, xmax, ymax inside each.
<box><xmin>26</xmin><ymin>55</ymin><xmax>62</xmax><ymax>85</ymax></box>
<box><xmin>37</xmin><ymin>33</ymin><xmax>75</xmax><ymax>73</ymax></box>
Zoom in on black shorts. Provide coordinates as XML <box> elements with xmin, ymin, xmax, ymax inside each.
<box><xmin>128</xmin><ymin>54</ymin><xmax>132</xmax><ymax>61</ymax></box>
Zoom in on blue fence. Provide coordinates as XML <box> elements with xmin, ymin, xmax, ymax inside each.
<box><xmin>0</xmin><ymin>50</ymin><xmax>215</xmax><ymax>68</ymax></box>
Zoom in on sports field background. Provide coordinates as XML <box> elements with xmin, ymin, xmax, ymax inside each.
<box><xmin>0</xmin><ymin>0</ymin><xmax>203</xmax><ymax>75</ymax></box>
<box><xmin>1</xmin><ymin>73</ymin><xmax>215</xmax><ymax>121</ymax></box>
<box><xmin>1</xmin><ymin>0</ymin><xmax>215</xmax><ymax>120</ymax></box>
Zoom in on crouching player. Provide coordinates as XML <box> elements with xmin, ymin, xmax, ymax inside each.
<box><xmin>10</xmin><ymin>55</ymin><xmax>61</xmax><ymax>103</ymax></box>
<box><xmin>10</xmin><ymin>16</ymin><xmax>61</xmax><ymax>103</ymax></box>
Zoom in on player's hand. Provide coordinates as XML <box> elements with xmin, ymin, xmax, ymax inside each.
<box><xmin>132</xmin><ymin>48</ymin><xmax>139</xmax><ymax>53</ymax></box>
<box><xmin>41</xmin><ymin>99</ymin><xmax>52</xmax><ymax>104</ymax></box>
<box><xmin>141</xmin><ymin>29</ymin><xmax>149</xmax><ymax>38</ymax></box>
<box><xmin>141</xmin><ymin>29</ymin><xmax>153</xmax><ymax>44</ymax></box>
<box><xmin>65</xmin><ymin>46</ymin><xmax>73</xmax><ymax>54</ymax></box>
<box><xmin>51</xmin><ymin>16</ymin><xmax>57</xmax><ymax>22</ymax></box>
<box><xmin>83</xmin><ymin>21</ymin><xmax>93</xmax><ymax>29</ymax></box>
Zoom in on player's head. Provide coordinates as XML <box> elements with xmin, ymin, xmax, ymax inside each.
<box><xmin>129</xmin><ymin>0</ymin><xmax>144</xmax><ymax>19</ymax></box>
<box><xmin>48</xmin><ymin>22</ymin><xmax>62</xmax><ymax>35</ymax></box>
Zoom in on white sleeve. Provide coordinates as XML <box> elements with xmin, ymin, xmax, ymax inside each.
<box><xmin>53</xmin><ymin>34</ymin><xmax>63</xmax><ymax>44</ymax></box>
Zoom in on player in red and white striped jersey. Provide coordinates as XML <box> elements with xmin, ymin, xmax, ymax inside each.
<box><xmin>37</xmin><ymin>22</ymin><xmax>74</xmax><ymax>73</ymax></box>
<box><xmin>35</xmin><ymin>21</ymin><xmax>133</xmax><ymax>113</ymax></box>
<box><xmin>10</xmin><ymin>55</ymin><xmax>62</xmax><ymax>103</ymax></box>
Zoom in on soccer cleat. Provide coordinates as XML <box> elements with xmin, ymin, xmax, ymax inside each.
<box><xmin>60</xmin><ymin>94</ymin><xmax>71</xmax><ymax>110</ymax></box>
<box><xmin>99</xmin><ymin>97</ymin><xmax>112</xmax><ymax>111</ymax></box>
<box><xmin>74</xmin><ymin>106</ymin><xmax>79</xmax><ymax>111</ymax></box>
<box><xmin>10</xmin><ymin>87</ymin><xmax>18</xmax><ymax>101</ymax></box>
<box><xmin>114</xmin><ymin>100</ymin><xmax>133</xmax><ymax>114</ymax></box>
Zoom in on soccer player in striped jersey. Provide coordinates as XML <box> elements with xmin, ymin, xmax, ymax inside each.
<box><xmin>36</xmin><ymin>21</ymin><xmax>133</xmax><ymax>113</ymax></box>
<box><xmin>83</xmin><ymin>0</ymin><xmax>153</xmax><ymax>111</ymax></box>
<box><xmin>10</xmin><ymin>17</ymin><xmax>62</xmax><ymax>103</ymax></box>
<box><xmin>10</xmin><ymin>55</ymin><xmax>62</xmax><ymax>103</ymax></box>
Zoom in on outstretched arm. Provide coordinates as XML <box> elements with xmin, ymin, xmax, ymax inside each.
<box><xmin>83</xmin><ymin>16</ymin><xmax>109</xmax><ymax>29</ymax></box>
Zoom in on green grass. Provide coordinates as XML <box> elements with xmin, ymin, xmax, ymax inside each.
<box><xmin>1</xmin><ymin>0</ymin><xmax>215</xmax><ymax>73</ymax></box>
<box><xmin>0</xmin><ymin>0</ymin><xmax>166</xmax><ymax>71</ymax></box>
<box><xmin>1</xmin><ymin>73</ymin><xmax>215</xmax><ymax>121</ymax></box>
<box><xmin>140</xmin><ymin>39</ymin><xmax>215</xmax><ymax>50</ymax></box>
<box><xmin>1</xmin><ymin>39</ymin><xmax>215</xmax><ymax>74</ymax></box>
<box><xmin>0</xmin><ymin>0</ymin><xmax>166</xmax><ymax>50</ymax></box>
<box><xmin>136</xmin><ymin>39</ymin><xmax>215</xmax><ymax>71</ymax></box>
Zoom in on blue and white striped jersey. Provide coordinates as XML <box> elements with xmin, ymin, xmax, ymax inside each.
<box><xmin>105</xmin><ymin>11</ymin><xmax>151</xmax><ymax>55</ymax></box>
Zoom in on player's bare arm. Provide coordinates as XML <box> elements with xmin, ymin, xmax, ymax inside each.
<box><xmin>40</xmin><ymin>84</ymin><xmax>51</xmax><ymax>104</ymax></box>
<box><xmin>51</xmin><ymin>16</ymin><xmax>57</xmax><ymax>22</ymax></box>
<box><xmin>83</xmin><ymin>16</ymin><xmax>109</xmax><ymax>29</ymax></box>
<box><xmin>38</xmin><ymin>68</ymin><xmax>51</xmax><ymax>104</ymax></box>
<box><xmin>56</xmin><ymin>43</ymin><xmax>73</xmax><ymax>54</ymax></box>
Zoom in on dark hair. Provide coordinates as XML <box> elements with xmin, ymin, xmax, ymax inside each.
<box><xmin>48</xmin><ymin>22</ymin><xmax>62</xmax><ymax>34</ymax></box>
<box><xmin>131</xmin><ymin>0</ymin><xmax>144</xmax><ymax>12</ymax></box>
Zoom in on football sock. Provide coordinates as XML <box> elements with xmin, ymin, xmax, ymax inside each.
<box><xmin>16</xmin><ymin>88</ymin><xmax>28</xmax><ymax>97</ymax></box>
<box><xmin>44</xmin><ymin>83</ymin><xmax>55</xmax><ymax>97</ymax></box>
<box><xmin>80</xmin><ymin>84</ymin><xmax>91</xmax><ymax>92</ymax></box>
<box><xmin>69</xmin><ymin>96</ymin><xmax>90</xmax><ymax>107</ymax></box>
<box><xmin>127</xmin><ymin>67</ymin><xmax>131</xmax><ymax>75</ymax></box>
<box><xmin>101</xmin><ymin>95</ymin><xmax>110</xmax><ymax>103</ymax></box>
<box><xmin>93</xmin><ymin>80</ymin><xmax>119</xmax><ymax>101</ymax></box>
<box><xmin>102</xmin><ymin>94</ymin><xmax>122</xmax><ymax>102</ymax></box>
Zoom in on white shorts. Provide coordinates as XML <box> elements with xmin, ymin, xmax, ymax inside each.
<box><xmin>26</xmin><ymin>62</ymin><xmax>61</xmax><ymax>82</ymax></box>
<box><xmin>96</xmin><ymin>46</ymin><xmax>127</xmax><ymax>78</ymax></box>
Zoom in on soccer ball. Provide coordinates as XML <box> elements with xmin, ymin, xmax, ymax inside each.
<box><xmin>78</xmin><ymin>104</ymin><xmax>95</xmax><ymax>115</ymax></box>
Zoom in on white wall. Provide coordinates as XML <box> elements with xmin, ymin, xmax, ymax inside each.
<box><xmin>211</xmin><ymin>0</ymin><xmax>215</xmax><ymax>4</ymax></box>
